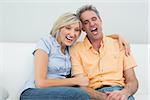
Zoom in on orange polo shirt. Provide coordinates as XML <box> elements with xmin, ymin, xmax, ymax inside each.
<box><xmin>70</xmin><ymin>36</ymin><xmax>137</xmax><ymax>89</ymax></box>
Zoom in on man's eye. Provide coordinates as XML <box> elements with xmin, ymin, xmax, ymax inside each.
<box><xmin>92</xmin><ymin>17</ymin><xmax>97</xmax><ymax>21</ymax></box>
<box><xmin>83</xmin><ymin>21</ymin><xmax>88</xmax><ymax>25</ymax></box>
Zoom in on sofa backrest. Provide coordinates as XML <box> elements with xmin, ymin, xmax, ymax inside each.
<box><xmin>0</xmin><ymin>43</ymin><xmax>35</xmax><ymax>100</ymax></box>
<box><xmin>0</xmin><ymin>43</ymin><xmax>149</xmax><ymax>100</ymax></box>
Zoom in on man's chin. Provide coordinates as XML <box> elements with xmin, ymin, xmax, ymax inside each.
<box><xmin>93</xmin><ymin>35</ymin><xmax>101</xmax><ymax>40</ymax></box>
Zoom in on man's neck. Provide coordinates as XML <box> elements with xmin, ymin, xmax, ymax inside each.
<box><xmin>90</xmin><ymin>38</ymin><xmax>102</xmax><ymax>52</ymax></box>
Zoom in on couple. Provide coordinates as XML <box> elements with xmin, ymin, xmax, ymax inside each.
<box><xmin>20</xmin><ymin>5</ymin><xmax>138</xmax><ymax>100</ymax></box>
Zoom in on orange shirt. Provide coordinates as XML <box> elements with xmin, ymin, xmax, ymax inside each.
<box><xmin>70</xmin><ymin>36</ymin><xmax>137</xmax><ymax>89</ymax></box>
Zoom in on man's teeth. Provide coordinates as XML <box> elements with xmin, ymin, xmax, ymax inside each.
<box><xmin>91</xmin><ymin>28</ymin><xmax>97</xmax><ymax>32</ymax></box>
<box><xmin>66</xmin><ymin>35</ymin><xmax>73</xmax><ymax>41</ymax></box>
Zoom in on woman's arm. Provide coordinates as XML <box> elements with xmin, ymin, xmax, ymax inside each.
<box><xmin>34</xmin><ymin>49</ymin><xmax>89</xmax><ymax>88</ymax></box>
<box><xmin>107</xmin><ymin>34</ymin><xmax>130</xmax><ymax>56</ymax></box>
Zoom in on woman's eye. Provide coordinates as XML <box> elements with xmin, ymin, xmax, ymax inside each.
<box><xmin>65</xmin><ymin>26</ymin><xmax>71</xmax><ymax>30</ymax></box>
<box><xmin>75</xmin><ymin>29</ymin><xmax>80</xmax><ymax>32</ymax></box>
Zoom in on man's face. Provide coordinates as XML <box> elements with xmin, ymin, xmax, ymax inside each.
<box><xmin>80</xmin><ymin>10</ymin><xmax>103</xmax><ymax>41</ymax></box>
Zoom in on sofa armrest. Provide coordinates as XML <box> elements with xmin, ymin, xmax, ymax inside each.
<box><xmin>0</xmin><ymin>87</ymin><xmax>9</xmax><ymax>100</ymax></box>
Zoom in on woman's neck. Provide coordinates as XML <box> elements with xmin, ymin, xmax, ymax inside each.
<box><xmin>61</xmin><ymin>45</ymin><xmax>66</xmax><ymax>54</ymax></box>
<box><xmin>56</xmin><ymin>36</ymin><xmax>66</xmax><ymax>54</ymax></box>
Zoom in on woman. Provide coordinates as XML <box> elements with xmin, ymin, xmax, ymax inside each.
<box><xmin>20</xmin><ymin>12</ymin><xmax>129</xmax><ymax>100</ymax></box>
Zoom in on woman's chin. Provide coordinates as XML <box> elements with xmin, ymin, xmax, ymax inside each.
<box><xmin>65</xmin><ymin>42</ymin><xmax>74</xmax><ymax>46</ymax></box>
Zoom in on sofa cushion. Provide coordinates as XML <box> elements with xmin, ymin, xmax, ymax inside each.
<box><xmin>0</xmin><ymin>87</ymin><xmax>9</xmax><ymax>100</ymax></box>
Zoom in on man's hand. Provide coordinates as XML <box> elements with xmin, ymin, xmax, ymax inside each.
<box><xmin>106</xmin><ymin>90</ymin><xmax>128</xmax><ymax>100</ymax></box>
<box><xmin>81</xmin><ymin>87</ymin><xmax>108</xmax><ymax>100</ymax></box>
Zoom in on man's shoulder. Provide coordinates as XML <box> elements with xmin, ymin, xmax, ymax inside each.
<box><xmin>104</xmin><ymin>36</ymin><xmax>120</xmax><ymax>45</ymax></box>
<box><xmin>104</xmin><ymin>36</ymin><xmax>120</xmax><ymax>49</ymax></box>
<box><xmin>105</xmin><ymin>36</ymin><xmax>119</xmax><ymax>42</ymax></box>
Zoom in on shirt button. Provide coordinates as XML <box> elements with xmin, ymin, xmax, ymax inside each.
<box><xmin>114</xmin><ymin>55</ymin><xmax>117</xmax><ymax>59</ymax></box>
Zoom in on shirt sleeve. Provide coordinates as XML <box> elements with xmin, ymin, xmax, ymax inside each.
<box><xmin>123</xmin><ymin>51</ymin><xmax>137</xmax><ymax>70</ymax></box>
<box><xmin>70</xmin><ymin>45</ymin><xmax>84</xmax><ymax>76</ymax></box>
<box><xmin>33</xmin><ymin>37</ymin><xmax>51</xmax><ymax>55</ymax></box>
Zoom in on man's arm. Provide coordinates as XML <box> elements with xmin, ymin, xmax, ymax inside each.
<box><xmin>106</xmin><ymin>68</ymin><xmax>138</xmax><ymax>100</ymax></box>
<box><xmin>122</xmin><ymin>68</ymin><xmax>139</xmax><ymax>97</ymax></box>
<box><xmin>80</xmin><ymin>86</ymin><xmax>107</xmax><ymax>100</ymax></box>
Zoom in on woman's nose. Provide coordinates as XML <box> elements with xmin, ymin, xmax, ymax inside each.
<box><xmin>69</xmin><ymin>33</ymin><xmax>75</xmax><ymax>38</ymax></box>
<box><xmin>69</xmin><ymin>30</ymin><xmax>76</xmax><ymax>37</ymax></box>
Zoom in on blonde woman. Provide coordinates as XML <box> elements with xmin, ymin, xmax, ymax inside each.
<box><xmin>20</xmin><ymin>12</ymin><xmax>90</xmax><ymax>100</ymax></box>
<box><xmin>20</xmin><ymin>12</ymin><xmax>129</xmax><ymax>100</ymax></box>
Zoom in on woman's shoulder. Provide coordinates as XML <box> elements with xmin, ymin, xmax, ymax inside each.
<box><xmin>37</xmin><ymin>35</ymin><xmax>56</xmax><ymax>45</ymax></box>
<box><xmin>33</xmin><ymin>35</ymin><xmax>54</xmax><ymax>55</ymax></box>
<box><xmin>40</xmin><ymin>35</ymin><xmax>53</xmax><ymax>42</ymax></box>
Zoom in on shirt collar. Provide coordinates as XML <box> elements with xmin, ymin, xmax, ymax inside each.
<box><xmin>83</xmin><ymin>35</ymin><xmax>106</xmax><ymax>50</ymax></box>
<box><xmin>50</xmin><ymin>34</ymin><xmax>71</xmax><ymax>55</ymax></box>
<box><xmin>49</xmin><ymin>35</ymin><xmax>60</xmax><ymax>47</ymax></box>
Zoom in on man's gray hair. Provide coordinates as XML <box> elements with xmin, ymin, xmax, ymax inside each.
<box><xmin>76</xmin><ymin>5</ymin><xmax>101</xmax><ymax>21</ymax></box>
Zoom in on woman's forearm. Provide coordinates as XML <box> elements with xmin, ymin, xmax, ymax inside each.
<box><xmin>36</xmin><ymin>77</ymin><xmax>78</xmax><ymax>88</ymax></box>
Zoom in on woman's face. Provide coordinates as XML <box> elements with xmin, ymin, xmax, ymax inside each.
<box><xmin>58</xmin><ymin>22</ymin><xmax>81</xmax><ymax>46</ymax></box>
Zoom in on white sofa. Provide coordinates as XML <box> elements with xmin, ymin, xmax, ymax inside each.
<box><xmin>0</xmin><ymin>43</ymin><xmax>149</xmax><ymax>100</ymax></box>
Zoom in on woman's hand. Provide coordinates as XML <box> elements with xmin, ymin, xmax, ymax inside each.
<box><xmin>74</xmin><ymin>75</ymin><xmax>89</xmax><ymax>87</ymax></box>
<box><xmin>107</xmin><ymin>34</ymin><xmax>130</xmax><ymax>56</ymax></box>
<box><xmin>118</xmin><ymin>35</ymin><xmax>130</xmax><ymax>56</ymax></box>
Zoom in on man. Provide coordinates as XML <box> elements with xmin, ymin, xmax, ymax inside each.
<box><xmin>70</xmin><ymin>5</ymin><xmax>138</xmax><ymax>100</ymax></box>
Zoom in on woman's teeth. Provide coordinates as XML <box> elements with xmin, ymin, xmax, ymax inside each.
<box><xmin>66</xmin><ymin>35</ymin><xmax>73</xmax><ymax>41</ymax></box>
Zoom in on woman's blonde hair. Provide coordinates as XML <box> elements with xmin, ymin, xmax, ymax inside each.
<box><xmin>50</xmin><ymin>12</ymin><xmax>82</xmax><ymax>38</ymax></box>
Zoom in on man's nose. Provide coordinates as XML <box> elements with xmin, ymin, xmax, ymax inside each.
<box><xmin>89</xmin><ymin>21</ymin><xmax>94</xmax><ymax>26</ymax></box>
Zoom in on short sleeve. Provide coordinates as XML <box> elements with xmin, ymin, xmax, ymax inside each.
<box><xmin>123</xmin><ymin>52</ymin><xmax>137</xmax><ymax>70</ymax></box>
<box><xmin>33</xmin><ymin>37</ymin><xmax>51</xmax><ymax>55</ymax></box>
<box><xmin>70</xmin><ymin>44</ymin><xmax>84</xmax><ymax>76</ymax></box>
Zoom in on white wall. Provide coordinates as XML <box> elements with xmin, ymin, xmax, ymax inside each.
<box><xmin>0</xmin><ymin>0</ymin><xmax>148</xmax><ymax>43</ymax></box>
<box><xmin>148</xmin><ymin>0</ymin><xmax>150</xmax><ymax>44</ymax></box>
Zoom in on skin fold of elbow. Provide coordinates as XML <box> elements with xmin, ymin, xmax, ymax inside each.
<box><xmin>35</xmin><ymin>80</ymin><xmax>47</xmax><ymax>88</ymax></box>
